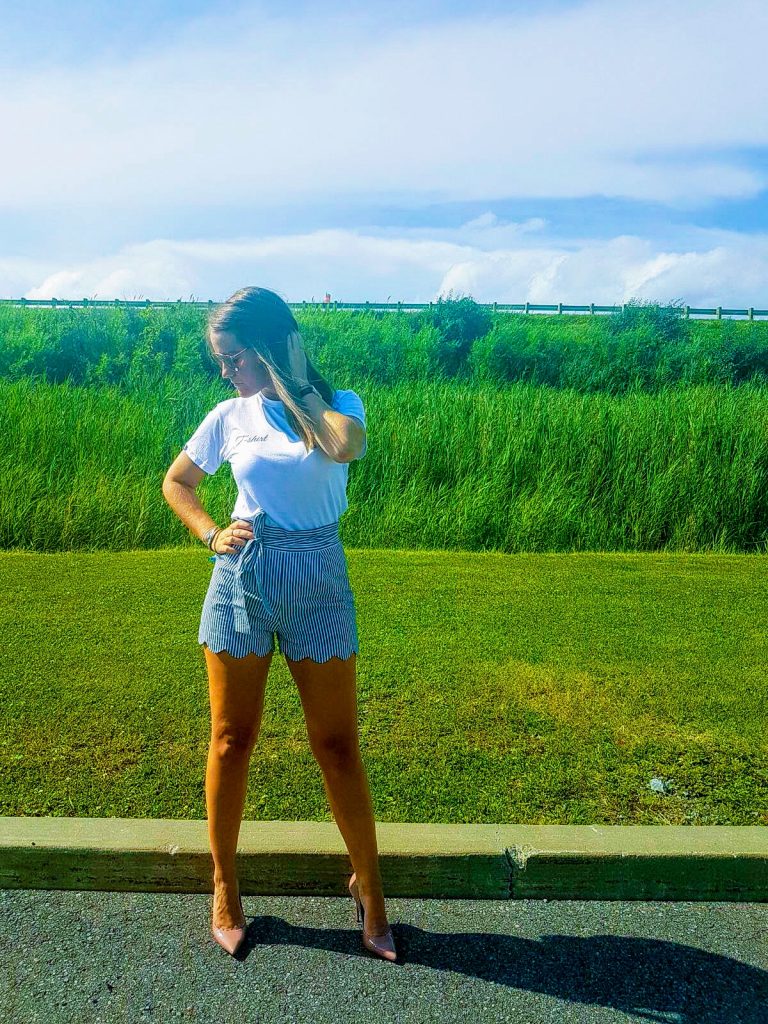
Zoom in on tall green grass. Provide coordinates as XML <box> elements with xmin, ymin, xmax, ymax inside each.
<box><xmin>3</xmin><ymin>375</ymin><xmax>767</xmax><ymax>554</ymax></box>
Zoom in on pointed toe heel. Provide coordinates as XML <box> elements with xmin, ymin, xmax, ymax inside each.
<box><xmin>348</xmin><ymin>872</ymin><xmax>398</xmax><ymax>963</ymax></box>
<box><xmin>211</xmin><ymin>886</ymin><xmax>247</xmax><ymax>956</ymax></box>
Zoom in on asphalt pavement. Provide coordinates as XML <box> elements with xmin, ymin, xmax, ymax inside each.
<box><xmin>1</xmin><ymin>889</ymin><xmax>765</xmax><ymax>1023</ymax></box>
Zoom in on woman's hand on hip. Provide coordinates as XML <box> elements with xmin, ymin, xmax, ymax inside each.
<box><xmin>212</xmin><ymin>520</ymin><xmax>255</xmax><ymax>554</ymax></box>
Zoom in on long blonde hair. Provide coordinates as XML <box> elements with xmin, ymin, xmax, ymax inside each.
<box><xmin>206</xmin><ymin>286</ymin><xmax>335</xmax><ymax>451</ymax></box>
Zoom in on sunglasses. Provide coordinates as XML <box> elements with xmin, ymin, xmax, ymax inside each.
<box><xmin>210</xmin><ymin>346</ymin><xmax>252</xmax><ymax>371</ymax></box>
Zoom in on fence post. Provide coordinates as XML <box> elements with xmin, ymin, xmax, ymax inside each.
<box><xmin>684</xmin><ymin>305</ymin><xmax>690</xmax><ymax>318</ymax></box>
<box><xmin>557</xmin><ymin>302</ymin><xmax>563</xmax><ymax>314</ymax></box>
<box><xmin>749</xmin><ymin>307</ymin><xmax>754</xmax><ymax>321</ymax></box>
<box><xmin>590</xmin><ymin>302</ymin><xmax>594</xmax><ymax>314</ymax></box>
<box><xmin>716</xmin><ymin>306</ymin><xmax>722</xmax><ymax>320</ymax></box>
<box><xmin>524</xmin><ymin>301</ymin><xmax>530</xmax><ymax>314</ymax></box>
<box><xmin>493</xmin><ymin>301</ymin><xmax>497</xmax><ymax>313</ymax></box>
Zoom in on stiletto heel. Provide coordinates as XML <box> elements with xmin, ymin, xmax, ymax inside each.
<box><xmin>211</xmin><ymin>881</ymin><xmax>247</xmax><ymax>956</ymax></box>
<box><xmin>348</xmin><ymin>872</ymin><xmax>397</xmax><ymax>962</ymax></box>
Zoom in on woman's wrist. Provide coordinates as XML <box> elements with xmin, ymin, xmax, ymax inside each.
<box><xmin>202</xmin><ymin>525</ymin><xmax>221</xmax><ymax>550</ymax></box>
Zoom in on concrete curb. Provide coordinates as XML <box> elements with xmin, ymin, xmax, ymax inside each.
<box><xmin>2</xmin><ymin>819</ymin><xmax>767</xmax><ymax>901</ymax></box>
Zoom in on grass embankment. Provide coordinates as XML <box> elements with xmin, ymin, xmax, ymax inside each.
<box><xmin>1</xmin><ymin>548</ymin><xmax>765</xmax><ymax>825</ymax></box>
<box><xmin>2</xmin><ymin>375</ymin><xmax>768</xmax><ymax>554</ymax></box>
<box><xmin>2</xmin><ymin>310</ymin><xmax>767</xmax><ymax>825</ymax></box>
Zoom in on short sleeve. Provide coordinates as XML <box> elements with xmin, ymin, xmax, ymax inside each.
<box><xmin>182</xmin><ymin>405</ymin><xmax>225</xmax><ymax>475</ymax></box>
<box><xmin>333</xmin><ymin>389</ymin><xmax>367</xmax><ymax>459</ymax></box>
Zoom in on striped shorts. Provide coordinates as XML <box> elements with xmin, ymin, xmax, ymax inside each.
<box><xmin>199</xmin><ymin>510</ymin><xmax>359</xmax><ymax>662</ymax></box>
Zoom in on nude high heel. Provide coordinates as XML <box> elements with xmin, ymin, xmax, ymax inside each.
<box><xmin>211</xmin><ymin>881</ymin><xmax>247</xmax><ymax>956</ymax></box>
<box><xmin>348</xmin><ymin>872</ymin><xmax>397</xmax><ymax>962</ymax></box>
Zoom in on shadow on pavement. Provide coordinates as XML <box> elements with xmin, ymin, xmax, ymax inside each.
<box><xmin>244</xmin><ymin>916</ymin><xmax>768</xmax><ymax>1022</ymax></box>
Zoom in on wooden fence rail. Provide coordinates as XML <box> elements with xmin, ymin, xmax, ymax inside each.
<box><xmin>0</xmin><ymin>298</ymin><xmax>766</xmax><ymax>320</ymax></box>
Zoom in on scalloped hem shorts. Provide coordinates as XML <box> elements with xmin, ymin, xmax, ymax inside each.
<box><xmin>199</xmin><ymin>510</ymin><xmax>359</xmax><ymax>663</ymax></box>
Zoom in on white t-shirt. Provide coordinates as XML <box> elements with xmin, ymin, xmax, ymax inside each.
<box><xmin>182</xmin><ymin>389</ymin><xmax>367</xmax><ymax>529</ymax></box>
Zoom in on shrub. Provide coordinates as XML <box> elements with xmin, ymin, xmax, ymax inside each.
<box><xmin>606</xmin><ymin>298</ymin><xmax>688</xmax><ymax>344</ymax></box>
<box><xmin>412</xmin><ymin>293</ymin><xmax>493</xmax><ymax>379</ymax></box>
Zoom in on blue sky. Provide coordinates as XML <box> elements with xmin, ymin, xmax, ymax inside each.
<box><xmin>2</xmin><ymin>0</ymin><xmax>767</xmax><ymax>305</ymax></box>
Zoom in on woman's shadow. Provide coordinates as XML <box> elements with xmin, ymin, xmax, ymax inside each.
<box><xmin>242</xmin><ymin>916</ymin><xmax>767</xmax><ymax>1022</ymax></box>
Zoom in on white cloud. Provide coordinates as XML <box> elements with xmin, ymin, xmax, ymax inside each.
<box><xmin>439</xmin><ymin>233</ymin><xmax>768</xmax><ymax>305</ymax></box>
<box><xmin>6</xmin><ymin>223</ymin><xmax>768</xmax><ymax>307</ymax></box>
<box><xmin>0</xmin><ymin>0</ymin><xmax>766</xmax><ymax>211</ymax></box>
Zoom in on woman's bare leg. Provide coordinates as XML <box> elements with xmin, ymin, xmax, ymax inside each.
<box><xmin>204</xmin><ymin>645</ymin><xmax>273</xmax><ymax>926</ymax></box>
<box><xmin>284</xmin><ymin>652</ymin><xmax>390</xmax><ymax>933</ymax></box>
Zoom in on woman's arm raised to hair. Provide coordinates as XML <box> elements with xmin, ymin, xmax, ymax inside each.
<box><xmin>299</xmin><ymin>392</ymin><xmax>362</xmax><ymax>462</ymax></box>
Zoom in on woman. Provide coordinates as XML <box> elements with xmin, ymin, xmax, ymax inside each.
<box><xmin>161</xmin><ymin>286</ymin><xmax>396</xmax><ymax>962</ymax></box>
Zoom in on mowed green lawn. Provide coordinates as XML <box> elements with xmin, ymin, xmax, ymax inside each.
<box><xmin>2</xmin><ymin>548</ymin><xmax>766</xmax><ymax>825</ymax></box>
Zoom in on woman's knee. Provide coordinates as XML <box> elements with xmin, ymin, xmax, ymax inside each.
<box><xmin>311</xmin><ymin>731</ymin><xmax>361</xmax><ymax>770</ymax></box>
<box><xmin>210</xmin><ymin>726</ymin><xmax>257</xmax><ymax>758</ymax></box>
<box><xmin>205</xmin><ymin>646</ymin><xmax>273</xmax><ymax>752</ymax></box>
